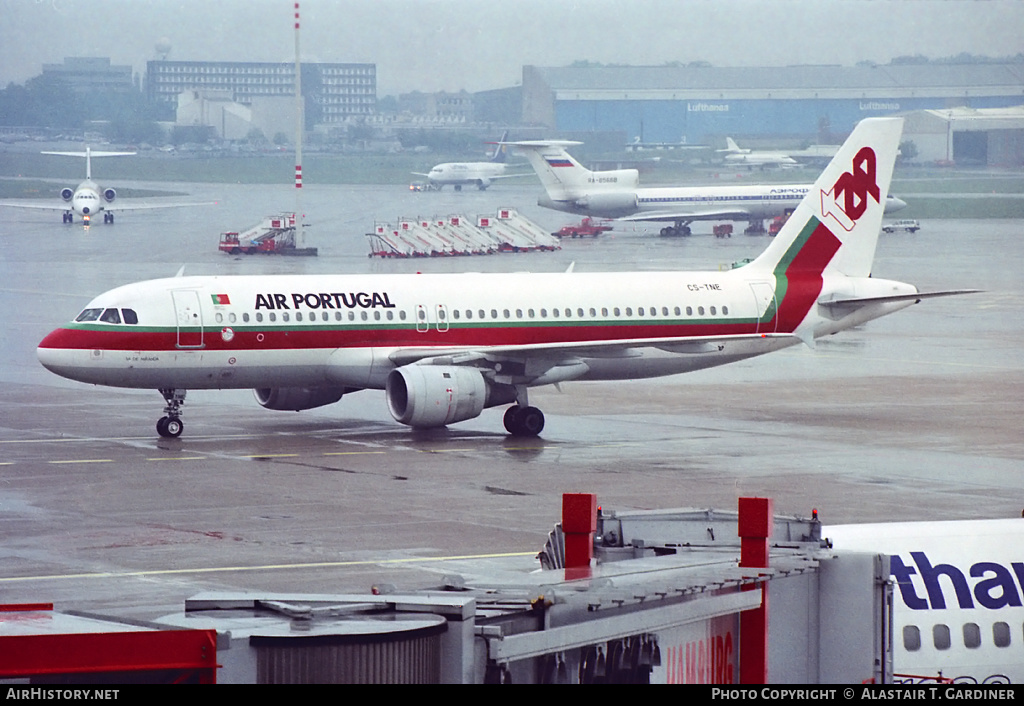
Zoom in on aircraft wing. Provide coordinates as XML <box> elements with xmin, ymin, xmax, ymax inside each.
<box><xmin>616</xmin><ymin>207</ymin><xmax>753</xmax><ymax>223</ymax></box>
<box><xmin>107</xmin><ymin>201</ymin><xmax>215</xmax><ymax>212</ymax></box>
<box><xmin>482</xmin><ymin>172</ymin><xmax>534</xmax><ymax>180</ymax></box>
<box><xmin>0</xmin><ymin>200</ymin><xmax>214</xmax><ymax>213</ymax></box>
<box><xmin>0</xmin><ymin>202</ymin><xmax>68</xmax><ymax>212</ymax></box>
<box><xmin>387</xmin><ymin>332</ymin><xmax>797</xmax><ymax>382</ymax></box>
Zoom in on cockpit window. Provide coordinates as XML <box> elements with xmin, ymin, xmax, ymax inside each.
<box><xmin>100</xmin><ymin>308</ymin><xmax>121</xmax><ymax>324</ymax></box>
<box><xmin>122</xmin><ymin>309</ymin><xmax>138</xmax><ymax>325</ymax></box>
<box><xmin>75</xmin><ymin>308</ymin><xmax>103</xmax><ymax>322</ymax></box>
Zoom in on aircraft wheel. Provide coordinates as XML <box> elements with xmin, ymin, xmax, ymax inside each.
<box><xmin>503</xmin><ymin>406</ymin><xmax>522</xmax><ymax>434</ymax></box>
<box><xmin>518</xmin><ymin>406</ymin><xmax>545</xmax><ymax>436</ymax></box>
<box><xmin>504</xmin><ymin>405</ymin><xmax>544</xmax><ymax>437</ymax></box>
<box><xmin>157</xmin><ymin>416</ymin><xmax>184</xmax><ymax>438</ymax></box>
<box><xmin>165</xmin><ymin>417</ymin><xmax>183</xmax><ymax>437</ymax></box>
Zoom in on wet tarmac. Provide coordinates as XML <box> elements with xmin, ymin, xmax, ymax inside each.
<box><xmin>0</xmin><ymin>180</ymin><xmax>1021</xmax><ymax>621</ymax></box>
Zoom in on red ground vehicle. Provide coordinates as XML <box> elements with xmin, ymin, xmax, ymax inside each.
<box><xmin>553</xmin><ymin>217</ymin><xmax>613</xmax><ymax>238</ymax></box>
<box><xmin>768</xmin><ymin>215</ymin><xmax>789</xmax><ymax>236</ymax></box>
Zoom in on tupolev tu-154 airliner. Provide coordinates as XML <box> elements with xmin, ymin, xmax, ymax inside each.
<box><xmin>38</xmin><ymin>118</ymin><xmax>973</xmax><ymax>439</ymax></box>
<box><xmin>503</xmin><ymin>137</ymin><xmax>906</xmax><ymax>236</ymax></box>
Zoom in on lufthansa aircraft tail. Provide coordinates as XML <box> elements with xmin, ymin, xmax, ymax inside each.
<box><xmin>746</xmin><ymin>117</ymin><xmax>902</xmax><ymax>279</ymax></box>
<box><xmin>488</xmin><ymin>130</ymin><xmax>510</xmax><ymax>163</ymax></box>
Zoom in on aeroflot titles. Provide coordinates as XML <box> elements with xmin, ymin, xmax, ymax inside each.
<box><xmin>891</xmin><ymin>553</ymin><xmax>1024</xmax><ymax>611</ymax></box>
<box><xmin>254</xmin><ymin>292</ymin><xmax>396</xmax><ymax>311</ymax></box>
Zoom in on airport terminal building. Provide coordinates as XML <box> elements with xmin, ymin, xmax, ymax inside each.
<box><xmin>145</xmin><ymin>60</ymin><xmax>377</xmax><ymax>125</ymax></box>
<box><xmin>522</xmin><ymin>63</ymin><xmax>1024</xmax><ymax>146</ymax></box>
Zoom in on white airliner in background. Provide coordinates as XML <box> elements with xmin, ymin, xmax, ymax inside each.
<box><xmin>413</xmin><ymin>131</ymin><xmax>525</xmax><ymax>191</ymax></box>
<box><xmin>505</xmin><ymin>138</ymin><xmax>906</xmax><ymax>236</ymax></box>
<box><xmin>38</xmin><ymin>118</ymin><xmax>970</xmax><ymax>439</ymax></box>
<box><xmin>0</xmin><ymin>147</ymin><xmax>206</xmax><ymax>224</ymax></box>
<box><xmin>718</xmin><ymin>137</ymin><xmax>800</xmax><ymax>170</ymax></box>
<box><xmin>827</xmin><ymin>519</ymin><xmax>1024</xmax><ymax>684</ymax></box>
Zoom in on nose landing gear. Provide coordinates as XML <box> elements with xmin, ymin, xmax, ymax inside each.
<box><xmin>157</xmin><ymin>388</ymin><xmax>187</xmax><ymax>438</ymax></box>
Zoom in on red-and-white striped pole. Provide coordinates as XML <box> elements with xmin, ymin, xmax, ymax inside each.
<box><xmin>294</xmin><ymin>2</ymin><xmax>304</xmax><ymax>246</ymax></box>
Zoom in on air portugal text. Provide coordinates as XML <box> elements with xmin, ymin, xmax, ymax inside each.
<box><xmin>254</xmin><ymin>292</ymin><xmax>396</xmax><ymax>311</ymax></box>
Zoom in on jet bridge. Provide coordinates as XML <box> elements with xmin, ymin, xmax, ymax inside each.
<box><xmin>146</xmin><ymin>495</ymin><xmax>890</xmax><ymax>683</ymax></box>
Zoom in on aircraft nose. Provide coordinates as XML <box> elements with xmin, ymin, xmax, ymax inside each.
<box><xmin>888</xmin><ymin>196</ymin><xmax>907</xmax><ymax>212</ymax></box>
<box><xmin>37</xmin><ymin>329</ymin><xmax>88</xmax><ymax>381</ymax></box>
<box><xmin>37</xmin><ymin>341</ymin><xmax>72</xmax><ymax>378</ymax></box>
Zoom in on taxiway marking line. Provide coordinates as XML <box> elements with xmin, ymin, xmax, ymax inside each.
<box><xmin>322</xmin><ymin>451</ymin><xmax>387</xmax><ymax>456</ymax></box>
<box><xmin>0</xmin><ymin>551</ymin><xmax>539</xmax><ymax>584</ymax></box>
<box><xmin>48</xmin><ymin>459</ymin><xmax>113</xmax><ymax>465</ymax></box>
<box><xmin>0</xmin><ymin>433</ymin><xmax>264</xmax><ymax>445</ymax></box>
<box><xmin>147</xmin><ymin>456</ymin><xmax>207</xmax><ymax>461</ymax></box>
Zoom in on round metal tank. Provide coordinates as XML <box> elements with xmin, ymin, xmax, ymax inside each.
<box><xmin>251</xmin><ymin>615</ymin><xmax>447</xmax><ymax>684</ymax></box>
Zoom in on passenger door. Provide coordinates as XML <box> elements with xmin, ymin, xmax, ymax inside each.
<box><xmin>172</xmin><ymin>289</ymin><xmax>204</xmax><ymax>348</ymax></box>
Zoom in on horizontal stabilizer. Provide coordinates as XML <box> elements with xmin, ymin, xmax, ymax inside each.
<box><xmin>818</xmin><ymin>289</ymin><xmax>981</xmax><ymax>313</ymax></box>
<box><xmin>499</xmin><ymin>140</ymin><xmax>584</xmax><ymax>149</ymax></box>
<box><xmin>41</xmin><ymin>151</ymin><xmax>136</xmax><ymax>158</ymax></box>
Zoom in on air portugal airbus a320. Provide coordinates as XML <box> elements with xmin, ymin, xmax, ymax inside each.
<box><xmin>38</xmin><ymin>118</ymin><xmax>972</xmax><ymax>438</ymax></box>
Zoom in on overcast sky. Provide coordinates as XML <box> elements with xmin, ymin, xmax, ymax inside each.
<box><xmin>2</xmin><ymin>0</ymin><xmax>1021</xmax><ymax>97</ymax></box>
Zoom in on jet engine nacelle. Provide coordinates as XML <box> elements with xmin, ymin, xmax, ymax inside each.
<box><xmin>476</xmin><ymin>178</ymin><xmax>491</xmax><ymax>190</ymax></box>
<box><xmin>254</xmin><ymin>386</ymin><xmax>346</xmax><ymax>411</ymax></box>
<box><xmin>386</xmin><ymin>365</ymin><xmax>487</xmax><ymax>428</ymax></box>
<box><xmin>61</xmin><ymin>188</ymin><xmax>74</xmax><ymax>202</ymax></box>
<box><xmin>103</xmin><ymin>188</ymin><xmax>116</xmax><ymax>203</ymax></box>
<box><xmin>574</xmin><ymin>190</ymin><xmax>639</xmax><ymax>216</ymax></box>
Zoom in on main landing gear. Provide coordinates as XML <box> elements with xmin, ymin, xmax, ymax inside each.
<box><xmin>157</xmin><ymin>388</ymin><xmax>186</xmax><ymax>438</ymax></box>
<box><xmin>659</xmin><ymin>222</ymin><xmax>692</xmax><ymax>237</ymax></box>
<box><xmin>503</xmin><ymin>405</ymin><xmax>545</xmax><ymax>437</ymax></box>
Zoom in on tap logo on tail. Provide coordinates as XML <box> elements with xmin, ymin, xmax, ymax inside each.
<box><xmin>820</xmin><ymin>147</ymin><xmax>880</xmax><ymax>231</ymax></box>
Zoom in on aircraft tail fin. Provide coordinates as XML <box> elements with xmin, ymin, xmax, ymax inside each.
<box><xmin>504</xmin><ymin>140</ymin><xmax>639</xmax><ymax>203</ymax></box>
<box><xmin>503</xmin><ymin>140</ymin><xmax>594</xmax><ymax>195</ymax></box>
<box><xmin>725</xmin><ymin>137</ymin><xmax>743</xmax><ymax>153</ymax></box>
<box><xmin>746</xmin><ymin>117</ymin><xmax>903</xmax><ymax>279</ymax></box>
<box><xmin>489</xmin><ymin>130</ymin><xmax>509</xmax><ymax>163</ymax></box>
